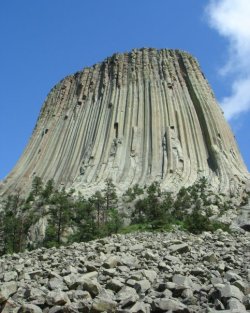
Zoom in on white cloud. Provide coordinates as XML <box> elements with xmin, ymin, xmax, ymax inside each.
<box><xmin>221</xmin><ymin>78</ymin><xmax>250</xmax><ymax>119</ymax></box>
<box><xmin>206</xmin><ymin>0</ymin><xmax>250</xmax><ymax>119</ymax></box>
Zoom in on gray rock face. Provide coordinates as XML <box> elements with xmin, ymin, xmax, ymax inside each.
<box><xmin>46</xmin><ymin>290</ymin><xmax>70</xmax><ymax>306</ymax></box>
<box><xmin>220</xmin><ymin>284</ymin><xmax>244</xmax><ymax>302</ymax></box>
<box><xmin>19</xmin><ymin>304</ymin><xmax>43</xmax><ymax>313</ymax></box>
<box><xmin>153</xmin><ymin>298</ymin><xmax>188</xmax><ymax>312</ymax></box>
<box><xmin>1</xmin><ymin>48</ymin><xmax>249</xmax><ymax>196</ymax></box>
<box><xmin>0</xmin><ymin>281</ymin><xmax>17</xmax><ymax>303</ymax></box>
<box><xmin>169</xmin><ymin>243</ymin><xmax>190</xmax><ymax>254</ymax></box>
<box><xmin>91</xmin><ymin>295</ymin><xmax>117</xmax><ymax>312</ymax></box>
<box><xmin>0</xmin><ymin>230</ymin><xmax>250</xmax><ymax>312</ymax></box>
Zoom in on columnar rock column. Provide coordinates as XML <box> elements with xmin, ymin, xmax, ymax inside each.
<box><xmin>1</xmin><ymin>48</ymin><xmax>249</xmax><ymax>195</ymax></box>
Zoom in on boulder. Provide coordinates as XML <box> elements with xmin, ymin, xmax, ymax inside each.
<box><xmin>220</xmin><ymin>284</ymin><xmax>244</xmax><ymax>302</ymax></box>
<box><xmin>18</xmin><ymin>304</ymin><xmax>43</xmax><ymax>313</ymax></box>
<box><xmin>91</xmin><ymin>296</ymin><xmax>117</xmax><ymax>312</ymax></box>
<box><xmin>4</xmin><ymin>271</ymin><xmax>18</xmax><ymax>282</ymax></box>
<box><xmin>0</xmin><ymin>281</ymin><xmax>17</xmax><ymax>303</ymax></box>
<box><xmin>46</xmin><ymin>290</ymin><xmax>70</xmax><ymax>306</ymax></box>
<box><xmin>168</xmin><ymin>243</ymin><xmax>190</xmax><ymax>254</ymax></box>
<box><xmin>153</xmin><ymin>298</ymin><xmax>189</xmax><ymax>312</ymax></box>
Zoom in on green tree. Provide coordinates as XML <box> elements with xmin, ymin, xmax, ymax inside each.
<box><xmin>102</xmin><ymin>178</ymin><xmax>118</xmax><ymax>222</ymax></box>
<box><xmin>133</xmin><ymin>198</ymin><xmax>147</xmax><ymax>224</ymax></box>
<box><xmin>160</xmin><ymin>191</ymin><xmax>175</xmax><ymax>224</ymax></box>
<box><xmin>145</xmin><ymin>182</ymin><xmax>161</xmax><ymax>220</ymax></box>
<box><xmin>89</xmin><ymin>191</ymin><xmax>105</xmax><ymax>231</ymax></box>
<box><xmin>31</xmin><ymin>176</ymin><xmax>43</xmax><ymax>196</ymax></box>
<box><xmin>3</xmin><ymin>210</ymin><xmax>19</xmax><ymax>253</ymax></box>
<box><xmin>1</xmin><ymin>191</ymin><xmax>33</xmax><ymax>254</ymax></box>
<box><xmin>173</xmin><ymin>187</ymin><xmax>191</xmax><ymax>220</ymax></box>
<box><xmin>41</xmin><ymin>179</ymin><xmax>55</xmax><ymax>200</ymax></box>
<box><xmin>132</xmin><ymin>182</ymin><xmax>171</xmax><ymax>228</ymax></box>
<box><xmin>123</xmin><ymin>184</ymin><xmax>144</xmax><ymax>202</ymax></box>
<box><xmin>183</xmin><ymin>200</ymin><xmax>210</xmax><ymax>234</ymax></box>
<box><xmin>71</xmin><ymin>195</ymin><xmax>98</xmax><ymax>242</ymax></box>
<box><xmin>45</xmin><ymin>188</ymin><xmax>72</xmax><ymax>246</ymax></box>
<box><xmin>106</xmin><ymin>208</ymin><xmax>123</xmax><ymax>234</ymax></box>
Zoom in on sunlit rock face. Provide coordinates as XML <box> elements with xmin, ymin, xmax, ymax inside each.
<box><xmin>1</xmin><ymin>48</ymin><xmax>249</xmax><ymax>195</ymax></box>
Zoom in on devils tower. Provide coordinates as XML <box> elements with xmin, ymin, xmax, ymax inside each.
<box><xmin>1</xmin><ymin>48</ymin><xmax>249</xmax><ymax>196</ymax></box>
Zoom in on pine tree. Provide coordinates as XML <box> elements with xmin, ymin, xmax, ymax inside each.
<box><xmin>107</xmin><ymin>207</ymin><xmax>123</xmax><ymax>234</ymax></box>
<box><xmin>1</xmin><ymin>192</ymin><xmax>26</xmax><ymax>253</ymax></box>
<box><xmin>103</xmin><ymin>178</ymin><xmax>118</xmax><ymax>221</ymax></box>
<box><xmin>89</xmin><ymin>191</ymin><xmax>105</xmax><ymax>229</ymax></box>
<box><xmin>123</xmin><ymin>184</ymin><xmax>144</xmax><ymax>202</ymax></box>
<box><xmin>144</xmin><ymin>182</ymin><xmax>162</xmax><ymax>223</ymax></box>
<box><xmin>45</xmin><ymin>188</ymin><xmax>72</xmax><ymax>246</ymax></box>
<box><xmin>31</xmin><ymin>176</ymin><xmax>43</xmax><ymax>196</ymax></box>
<box><xmin>72</xmin><ymin>195</ymin><xmax>98</xmax><ymax>242</ymax></box>
<box><xmin>41</xmin><ymin>179</ymin><xmax>55</xmax><ymax>201</ymax></box>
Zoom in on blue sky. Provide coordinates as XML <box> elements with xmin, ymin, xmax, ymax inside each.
<box><xmin>0</xmin><ymin>0</ymin><xmax>249</xmax><ymax>179</ymax></box>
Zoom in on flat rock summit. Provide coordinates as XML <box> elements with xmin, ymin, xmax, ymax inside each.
<box><xmin>1</xmin><ymin>48</ymin><xmax>249</xmax><ymax>196</ymax></box>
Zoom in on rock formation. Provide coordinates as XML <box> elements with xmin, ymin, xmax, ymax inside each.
<box><xmin>1</xmin><ymin>230</ymin><xmax>250</xmax><ymax>312</ymax></box>
<box><xmin>1</xmin><ymin>48</ymin><xmax>249</xmax><ymax>196</ymax></box>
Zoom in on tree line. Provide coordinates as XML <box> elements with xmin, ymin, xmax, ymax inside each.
<box><xmin>0</xmin><ymin>176</ymin><xmax>234</xmax><ymax>255</ymax></box>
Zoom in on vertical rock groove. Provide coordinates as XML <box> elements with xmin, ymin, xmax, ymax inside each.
<box><xmin>1</xmin><ymin>48</ymin><xmax>249</xmax><ymax>196</ymax></box>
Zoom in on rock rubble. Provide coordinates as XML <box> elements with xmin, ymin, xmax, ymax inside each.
<box><xmin>0</xmin><ymin>230</ymin><xmax>250</xmax><ymax>312</ymax></box>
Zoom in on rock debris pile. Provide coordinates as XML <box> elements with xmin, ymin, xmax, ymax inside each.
<box><xmin>1</xmin><ymin>231</ymin><xmax>250</xmax><ymax>312</ymax></box>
